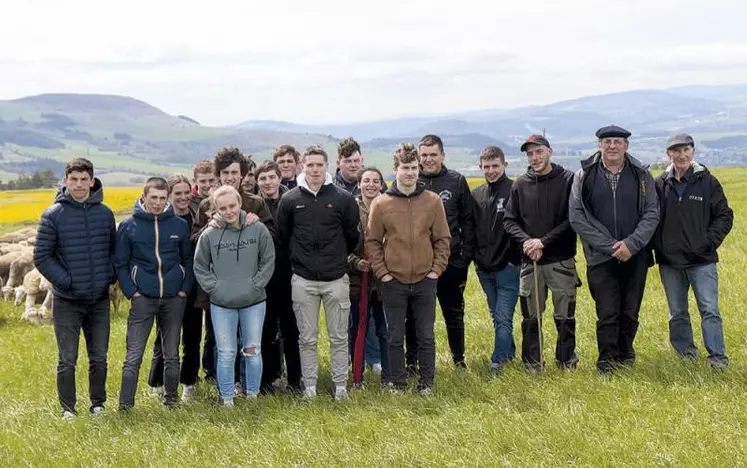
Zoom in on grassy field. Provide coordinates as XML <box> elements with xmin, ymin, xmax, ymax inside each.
<box><xmin>1</xmin><ymin>168</ymin><xmax>746</xmax><ymax>466</ymax></box>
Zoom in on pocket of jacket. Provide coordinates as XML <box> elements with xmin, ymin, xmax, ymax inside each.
<box><xmin>211</xmin><ymin>278</ymin><xmax>259</xmax><ymax>307</ymax></box>
<box><xmin>130</xmin><ymin>266</ymin><xmax>139</xmax><ymax>287</ymax></box>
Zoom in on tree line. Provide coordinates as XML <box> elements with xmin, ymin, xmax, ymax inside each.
<box><xmin>0</xmin><ymin>169</ymin><xmax>59</xmax><ymax>191</ymax></box>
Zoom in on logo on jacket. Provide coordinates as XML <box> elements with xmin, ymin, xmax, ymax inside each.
<box><xmin>169</xmin><ymin>235</ymin><xmax>179</xmax><ymax>239</ymax></box>
<box><xmin>688</xmin><ymin>195</ymin><xmax>703</xmax><ymax>202</ymax></box>
<box><xmin>496</xmin><ymin>198</ymin><xmax>505</xmax><ymax>212</ymax></box>
<box><xmin>438</xmin><ymin>190</ymin><xmax>452</xmax><ymax>201</ymax></box>
<box><xmin>295</xmin><ymin>204</ymin><xmax>305</xmax><ymax>209</ymax></box>
<box><xmin>326</xmin><ymin>203</ymin><xmax>334</xmax><ymax>209</ymax></box>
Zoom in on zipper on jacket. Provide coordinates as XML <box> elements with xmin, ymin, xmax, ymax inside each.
<box><xmin>84</xmin><ymin>203</ymin><xmax>95</xmax><ymax>303</ymax></box>
<box><xmin>408</xmin><ymin>198</ymin><xmax>414</xmax><ymax>281</ymax></box>
<box><xmin>154</xmin><ymin>216</ymin><xmax>164</xmax><ymax>297</ymax></box>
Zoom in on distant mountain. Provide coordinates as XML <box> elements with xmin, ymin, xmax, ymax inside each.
<box><xmin>2</xmin><ymin>84</ymin><xmax>747</xmax><ymax>186</ymax></box>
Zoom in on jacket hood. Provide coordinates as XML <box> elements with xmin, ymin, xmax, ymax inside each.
<box><xmin>386</xmin><ymin>181</ymin><xmax>426</xmax><ymax>198</ymax></box>
<box><xmin>297</xmin><ymin>172</ymin><xmax>333</xmax><ymax>193</ymax></box>
<box><xmin>133</xmin><ymin>198</ymin><xmax>176</xmax><ymax>221</ymax></box>
<box><xmin>525</xmin><ymin>163</ymin><xmax>566</xmax><ymax>182</ymax></box>
<box><xmin>55</xmin><ymin>178</ymin><xmax>105</xmax><ymax>206</ymax></box>
<box><xmin>334</xmin><ymin>169</ymin><xmax>358</xmax><ymax>190</ymax></box>
<box><xmin>212</xmin><ymin>210</ymin><xmax>248</xmax><ymax>230</ymax></box>
<box><xmin>581</xmin><ymin>152</ymin><xmax>648</xmax><ymax>172</ymax></box>
<box><xmin>663</xmin><ymin>161</ymin><xmax>707</xmax><ymax>181</ymax></box>
<box><xmin>419</xmin><ymin>164</ymin><xmax>448</xmax><ymax>179</ymax></box>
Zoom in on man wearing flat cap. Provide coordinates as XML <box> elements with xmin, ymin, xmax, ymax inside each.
<box><xmin>652</xmin><ymin>134</ymin><xmax>733</xmax><ymax>369</ymax></box>
<box><xmin>569</xmin><ymin>125</ymin><xmax>659</xmax><ymax>373</ymax></box>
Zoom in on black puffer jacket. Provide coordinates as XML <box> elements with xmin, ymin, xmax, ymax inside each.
<box><xmin>418</xmin><ymin>165</ymin><xmax>474</xmax><ymax>269</ymax></box>
<box><xmin>276</xmin><ymin>174</ymin><xmax>360</xmax><ymax>281</ymax></box>
<box><xmin>471</xmin><ymin>175</ymin><xmax>521</xmax><ymax>271</ymax></box>
<box><xmin>653</xmin><ymin>162</ymin><xmax>733</xmax><ymax>268</ymax></box>
<box><xmin>34</xmin><ymin>179</ymin><xmax>117</xmax><ymax>303</ymax></box>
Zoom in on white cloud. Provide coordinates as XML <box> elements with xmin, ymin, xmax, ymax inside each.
<box><xmin>1</xmin><ymin>0</ymin><xmax>745</xmax><ymax>125</ymax></box>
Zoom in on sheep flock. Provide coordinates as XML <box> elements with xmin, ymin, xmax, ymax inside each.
<box><xmin>0</xmin><ymin>226</ymin><xmax>124</xmax><ymax>325</ymax></box>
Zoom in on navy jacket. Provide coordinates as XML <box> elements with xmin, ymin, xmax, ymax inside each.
<box><xmin>114</xmin><ymin>199</ymin><xmax>194</xmax><ymax>299</ymax></box>
<box><xmin>34</xmin><ymin>179</ymin><xmax>116</xmax><ymax>303</ymax></box>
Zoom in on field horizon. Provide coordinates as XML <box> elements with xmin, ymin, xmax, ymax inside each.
<box><xmin>1</xmin><ymin>167</ymin><xmax>746</xmax><ymax>466</ymax></box>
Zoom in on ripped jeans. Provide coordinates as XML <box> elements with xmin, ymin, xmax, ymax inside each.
<box><xmin>211</xmin><ymin>302</ymin><xmax>266</xmax><ymax>399</ymax></box>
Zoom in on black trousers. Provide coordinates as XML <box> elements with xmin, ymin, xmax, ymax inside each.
<box><xmin>587</xmin><ymin>254</ymin><xmax>649</xmax><ymax>371</ymax></box>
<box><xmin>52</xmin><ymin>294</ymin><xmax>110</xmax><ymax>414</ymax></box>
<box><xmin>383</xmin><ymin>278</ymin><xmax>437</xmax><ymax>389</ymax></box>
<box><xmin>148</xmin><ymin>294</ymin><xmax>204</xmax><ymax>387</ymax></box>
<box><xmin>406</xmin><ymin>265</ymin><xmax>467</xmax><ymax>366</ymax></box>
<box><xmin>261</xmin><ymin>273</ymin><xmax>301</xmax><ymax>391</ymax></box>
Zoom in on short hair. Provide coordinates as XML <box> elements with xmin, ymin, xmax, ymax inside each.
<box><xmin>210</xmin><ymin>185</ymin><xmax>242</xmax><ymax>207</ymax></box>
<box><xmin>214</xmin><ymin>147</ymin><xmax>249</xmax><ymax>178</ymax></box>
<box><xmin>338</xmin><ymin>138</ymin><xmax>361</xmax><ymax>160</ymax></box>
<box><xmin>301</xmin><ymin>145</ymin><xmax>329</xmax><ymax>163</ymax></box>
<box><xmin>273</xmin><ymin>144</ymin><xmax>300</xmax><ymax>163</ymax></box>
<box><xmin>393</xmin><ymin>143</ymin><xmax>420</xmax><ymax>170</ymax></box>
<box><xmin>418</xmin><ymin>134</ymin><xmax>444</xmax><ymax>153</ymax></box>
<box><xmin>65</xmin><ymin>158</ymin><xmax>94</xmax><ymax>179</ymax></box>
<box><xmin>479</xmin><ymin>146</ymin><xmax>506</xmax><ymax>164</ymax></box>
<box><xmin>357</xmin><ymin>166</ymin><xmax>384</xmax><ymax>184</ymax></box>
<box><xmin>167</xmin><ymin>173</ymin><xmax>191</xmax><ymax>192</ymax></box>
<box><xmin>143</xmin><ymin>176</ymin><xmax>170</xmax><ymax>195</ymax></box>
<box><xmin>255</xmin><ymin>160</ymin><xmax>281</xmax><ymax>178</ymax></box>
<box><xmin>245</xmin><ymin>154</ymin><xmax>257</xmax><ymax>171</ymax></box>
<box><xmin>192</xmin><ymin>159</ymin><xmax>214</xmax><ymax>179</ymax></box>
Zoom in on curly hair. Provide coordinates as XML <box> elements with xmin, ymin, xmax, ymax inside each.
<box><xmin>393</xmin><ymin>143</ymin><xmax>420</xmax><ymax>169</ymax></box>
<box><xmin>213</xmin><ymin>147</ymin><xmax>249</xmax><ymax>178</ymax></box>
<box><xmin>337</xmin><ymin>137</ymin><xmax>361</xmax><ymax>160</ymax></box>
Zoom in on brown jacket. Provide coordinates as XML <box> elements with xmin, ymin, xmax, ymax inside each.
<box><xmin>366</xmin><ymin>183</ymin><xmax>451</xmax><ymax>284</ymax></box>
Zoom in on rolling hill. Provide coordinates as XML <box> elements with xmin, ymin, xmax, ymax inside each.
<box><xmin>1</xmin><ymin>84</ymin><xmax>746</xmax><ymax>185</ymax></box>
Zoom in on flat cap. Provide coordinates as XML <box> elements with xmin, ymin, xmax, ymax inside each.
<box><xmin>666</xmin><ymin>133</ymin><xmax>695</xmax><ymax>149</ymax></box>
<box><xmin>520</xmin><ymin>134</ymin><xmax>551</xmax><ymax>152</ymax></box>
<box><xmin>595</xmin><ymin>125</ymin><xmax>631</xmax><ymax>139</ymax></box>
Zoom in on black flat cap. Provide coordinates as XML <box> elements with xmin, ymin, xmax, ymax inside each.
<box><xmin>595</xmin><ymin>125</ymin><xmax>631</xmax><ymax>139</ymax></box>
<box><xmin>520</xmin><ymin>134</ymin><xmax>551</xmax><ymax>152</ymax></box>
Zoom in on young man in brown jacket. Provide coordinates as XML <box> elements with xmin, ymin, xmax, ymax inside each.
<box><xmin>366</xmin><ymin>143</ymin><xmax>451</xmax><ymax>394</ymax></box>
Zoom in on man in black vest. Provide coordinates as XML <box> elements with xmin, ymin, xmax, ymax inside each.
<box><xmin>569</xmin><ymin>125</ymin><xmax>659</xmax><ymax>373</ymax></box>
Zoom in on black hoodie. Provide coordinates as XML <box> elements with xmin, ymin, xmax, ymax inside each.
<box><xmin>502</xmin><ymin>163</ymin><xmax>576</xmax><ymax>265</ymax></box>
<box><xmin>471</xmin><ymin>174</ymin><xmax>521</xmax><ymax>271</ymax></box>
<box><xmin>418</xmin><ymin>165</ymin><xmax>475</xmax><ymax>269</ymax></box>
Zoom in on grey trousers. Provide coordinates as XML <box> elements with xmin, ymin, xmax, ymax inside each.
<box><xmin>291</xmin><ymin>274</ymin><xmax>350</xmax><ymax>388</ymax></box>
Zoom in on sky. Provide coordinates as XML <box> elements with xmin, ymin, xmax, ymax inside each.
<box><xmin>2</xmin><ymin>0</ymin><xmax>746</xmax><ymax>126</ymax></box>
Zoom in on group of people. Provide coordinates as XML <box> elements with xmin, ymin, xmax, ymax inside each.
<box><xmin>33</xmin><ymin>126</ymin><xmax>734</xmax><ymax>419</ymax></box>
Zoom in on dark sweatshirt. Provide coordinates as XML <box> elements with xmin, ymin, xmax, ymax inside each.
<box><xmin>502</xmin><ymin>163</ymin><xmax>577</xmax><ymax>265</ymax></box>
<box><xmin>471</xmin><ymin>174</ymin><xmax>521</xmax><ymax>271</ymax></box>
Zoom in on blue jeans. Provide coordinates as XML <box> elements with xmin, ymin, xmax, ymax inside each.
<box><xmin>476</xmin><ymin>265</ymin><xmax>520</xmax><ymax>365</ymax></box>
<box><xmin>211</xmin><ymin>302</ymin><xmax>266</xmax><ymax>398</ymax></box>
<box><xmin>659</xmin><ymin>263</ymin><xmax>727</xmax><ymax>364</ymax></box>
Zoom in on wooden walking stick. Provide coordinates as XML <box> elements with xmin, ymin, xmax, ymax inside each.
<box><xmin>533</xmin><ymin>260</ymin><xmax>543</xmax><ymax>371</ymax></box>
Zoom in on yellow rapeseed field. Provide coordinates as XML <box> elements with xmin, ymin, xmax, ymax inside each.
<box><xmin>0</xmin><ymin>187</ymin><xmax>143</xmax><ymax>225</ymax></box>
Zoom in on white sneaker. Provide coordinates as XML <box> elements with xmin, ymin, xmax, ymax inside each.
<box><xmin>222</xmin><ymin>398</ymin><xmax>234</xmax><ymax>407</ymax></box>
<box><xmin>245</xmin><ymin>393</ymin><xmax>258</xmax><ymax>400</ymax></box>
<box><xmin>62</xmin><ymin>410</ymin><xmax>76</xmax><ymax>420</ymax></box>
<box><xmin>420</xmin><ymin>387</ymin><xmax>433</xmax><ymax>396</ymax></box>
<box><xmin>91</xmin><ymin>406</ymin><xmax>105</xmax><ymax>416</ymax></box>
<box><xmin>181</xmin><ymin>385</ymin><xmax>197</xmax><ymax>402</ymax></box>
<box><xmin>334</xmin><ymin>386</ymin><xmax>349</xmax><ymax>401</ymax></box>
<box><xmin>302</xmin><ymin>386</ymin><xmax>317</xmax><ymax>400</ymax></box>
<box><xmin>371</xmin><ymin>363</ymin><xmax>383</xmax><ymax>375</ymax></box>
<box><xmin>151</xmin><ymin>386</ymin><xmax>164</xmax><ymax>398</ymax></box>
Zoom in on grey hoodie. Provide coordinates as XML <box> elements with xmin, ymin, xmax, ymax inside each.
<box><xmin>193</xmin><ymin>211</ymin><xmax>276</xmax><ymax>308</ymax></box>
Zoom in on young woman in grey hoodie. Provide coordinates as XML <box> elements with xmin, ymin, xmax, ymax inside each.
<box><xmin>193</xmin><ymin>186</ymin><xmax>275</xmax><ymax>405</ymax></box>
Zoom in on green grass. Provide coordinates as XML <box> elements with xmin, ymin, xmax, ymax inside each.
<box><xmin>1</xmin><ymin>168</ymin><xmax>747</xmax><ymax>466</ymax></box>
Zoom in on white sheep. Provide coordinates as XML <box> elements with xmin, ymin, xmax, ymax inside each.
<box><xmin>26</xmin><ymin>236</ymin><xmax>36</xmax><ymax>246</ymax></box>
<box><xmin>0</xmin><ymin>251</ymin><xmax>24</xmax><ymax>295</ymax></box>
<box><xmin>0</xmin><ymin>244</ymin><xmax>27</xmax><ymax>255</ymax></box>
<box><xmin>3</xmin><ymin>249</ymin><xmax>34</xmax><ymax>300</ymax></box>
<box><xmin>17</xmin><ymin>269</ymin><xmax>53</xmax><ymax>324</ymax></box>
<box><xmin>0</xmin><ymin>227</ymin><xmax>37</xmax><ymax>244</ymax></box>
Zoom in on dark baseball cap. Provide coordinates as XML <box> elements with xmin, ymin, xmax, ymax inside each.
<box><xmin>666</xmin><ymin>133</ymin><xmax>695</xmax><ymax>149</ymax></box>
<box><xmin>520</xmin><ymin>134</ymin><xmax>551</xmax><ymax>152</ymax></box>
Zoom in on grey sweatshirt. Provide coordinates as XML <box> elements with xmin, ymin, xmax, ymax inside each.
<box><xmin>193</xmin><ymin>211</ymin><xmax>276</xmax><ymax>308</ymax></box>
